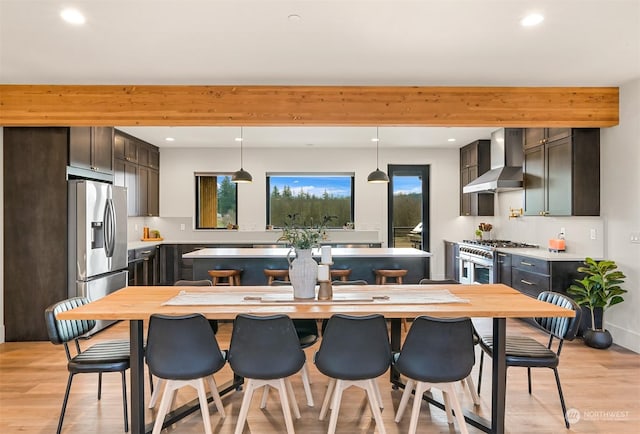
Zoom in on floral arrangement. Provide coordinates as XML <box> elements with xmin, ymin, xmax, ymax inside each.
<box><xmin>278</xmin><ymin>214</ymin><xmax>335</xmax><ymax>250</ymax></box>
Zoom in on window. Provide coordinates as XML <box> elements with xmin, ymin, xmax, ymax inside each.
<box><xmin>267</xmin><ymin>173</ymin><xmax>354</xmax><ymax>228</ymax></box>
<box><xmin>195</xmin><ymin>173</ymin><xmax>237</xmax><ymax>229</ymax></box>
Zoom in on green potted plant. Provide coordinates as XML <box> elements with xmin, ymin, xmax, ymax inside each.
<box><xmin>567</xmin><ymin>257</ymin><xmax>626</xmax><ymax>349</ymax></box>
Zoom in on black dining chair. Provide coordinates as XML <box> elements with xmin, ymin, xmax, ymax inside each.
<box><xmin>418</xmin><ymin>278</ymin><xmax>481</xmax><ymax>406</ymax></box>
<box><xmin>146</xmin><ymin>313</ymin><xmax>227</xmax><ymax>434</ymax></box>
<box><xmin>394</xmin><ymin>316</ymin><xmax>475</xmax><ymax>434</ymax></box>
<box><xmin>44</xmin><ymin>297</ymin><xmax>130</xmax><ymax>434</ymax></box>
<box><xmin>148</xmin><ymin>279</ymin><xmax>219</xmax><ymax>409</ymax></box>
<box><xmin>228</xmin><ymin>314</ymin><xmax>306</xmax><ymax>434</ymax></box>
<box><xmin>270</xmin><ymin>280</ymin><xmax>318</xmax><ymax>406</ymax></box>
<box><xmin>315</xmin><ymin>314</ymin><xmax>392</xmax><ymax>434</ymax></box>
<box><xmin>476</xmin><ymin>291</ymin><xmax>582</xmax><ymax>428</ymax></box>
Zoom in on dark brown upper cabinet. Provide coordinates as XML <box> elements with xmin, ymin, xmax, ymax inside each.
<box><xmin>68</xmin><ymin>127</ymin><xmax>114</xmax><ymax>175</ymax></box>
<box><xmin>523</xmin><ymin>128</ymin><xmax>600</xmax><ymax>216</ymax></box>
<box><xmin>460</xmin><ymin>139</ymin><xmax>493</xmax><ymax>216</ymax></box>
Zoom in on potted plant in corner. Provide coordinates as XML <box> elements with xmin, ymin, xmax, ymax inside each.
<box><xmin>567</xmin><ymin>257</ymin><xmax>627</xmax><ymax>349</ymax></box>
<box><xmin>278</xmin><ymin>214</ymin><xmax>334</xmax><ymax>299</ymax></box>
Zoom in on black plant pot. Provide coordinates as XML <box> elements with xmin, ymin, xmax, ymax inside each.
<box><xmin>583</xmin><ymin>329</ymin><xmax>613</xmax><ymax>349</ymax></box>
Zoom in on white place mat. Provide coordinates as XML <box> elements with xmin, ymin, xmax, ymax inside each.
<box><xmin>162</xmin><ymin>289</ymin><xmax>469</xmax><ymax>306</ymax></box>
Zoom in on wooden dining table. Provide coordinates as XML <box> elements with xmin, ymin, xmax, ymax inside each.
<box><xmin>57</xmin><ymin>283</ymin><xmax>575</xmax><ymax>434</ymax></box>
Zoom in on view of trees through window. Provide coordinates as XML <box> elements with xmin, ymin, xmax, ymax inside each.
<box><xmin>267</xmin><ymin>174</ymin><xmax>353</xmax><ymax>228</ymax></box>
<box><xmin>195</xmin><ymin>174</ymin><xmax>237</xmax><ymax>229</ymax></box>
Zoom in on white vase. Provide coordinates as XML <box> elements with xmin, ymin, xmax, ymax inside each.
<box><xmin>287</xmin><ymin>248</ymin><xmax>318</xmax><ymax>299</ymax></box>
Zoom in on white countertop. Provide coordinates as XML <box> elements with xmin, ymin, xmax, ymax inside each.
<box><xmin>495</xmin><ymin>247</ymin><xmax>596</xmax><ymax>261</ymax></box>
<box><xmin>183</xmin><ymin>247</ymin><xmax>431</xmax><ymax>259</ymax></box>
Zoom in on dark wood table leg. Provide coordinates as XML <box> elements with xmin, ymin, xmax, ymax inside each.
<box><xmin>491</xmin><ymin>317</ymin><xmax>507</xmax><ymax>434</ymax></box>
<box><xmin>130</xmin><ymin>320</ymin><xmax>145</xmax><ymax>434</ymax></box>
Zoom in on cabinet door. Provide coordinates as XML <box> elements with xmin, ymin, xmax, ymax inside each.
<box><xmin>524</xmin><ymin>128</ymin><xmax>546</xmax><ymax>149</ymax></box>
<box><xmin>444</xmin><ymin>242</ymin><xmax>459</xmax><ymax>281</ymax></box>
<box><xmin>523</xmin><ymin>145</ymin><xmax>545</xmax><ymax>215</ymax></box>
<box><xmin>546</xmin><ymin>138</ymin><xmax>572</xmax><ymax>215</ymax></box>
<box><xmin>147</xmin><ymin>168</ymin><xmax>159</xmax><ymax>216</ymax></box>
<box><xmin>138</xmin><ymin>166</ymin><xmax>149</xmax><ymax>217</ymax></box>
<box><xmin>68</xmin><ymin>127</ymin><xmax>92</xmax><ymax>170</ymax></box>
<box><xmin>149</xmin><ymin>147</ymin><xmax>160</xmax><ymax>169</ymax></box>
<box><xmin>115</xmin><ymin>133</ymin><xmax>138</xmax><ymax>162</ymax></box>
<box><xmin>138</xmin><ymin>143</ymin><xmax>151</xmax><ymax>167</ymax></box>
<box><xmin>460</xmin><ymin>169</ymin><xmax>471</xmax><ymax>216</ymax></box>
<box><xmin>114</xmin><ymin>158</ymin><xmax>139</xmax><ymax>216</ymax></box>
<box><xmin>496</xmin><ymin>252</ymin><xmax>512</xmax><ymax>286</ymax></box>
<box><xmin>92</xmin><ymin>127</ymin><xmax>113</xmax><ymax>173</ymax></box>
<box><xmin>546</xmin><ymin>128</ymin><xmax>571</xmax><ymax>143</ymax></box>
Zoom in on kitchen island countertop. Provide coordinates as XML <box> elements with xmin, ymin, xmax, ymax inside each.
<box><xmin>183</xmin><ymin>247</ymin><xmax>431</xmax><ymax>259</ymax></box>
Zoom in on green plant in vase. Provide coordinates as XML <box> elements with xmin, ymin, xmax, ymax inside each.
<box><xmin>567</xmin><ymin>257</ymin><xmax>626</xmax><ymax>349</ymax></box>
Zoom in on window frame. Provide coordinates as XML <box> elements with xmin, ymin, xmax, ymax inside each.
<box><xmin>265</xmin><ymin>172</ymin><xmax>355</xmax><ymax>228</ymax></box>
<box><xmin>194</xmin><ymin>172</ymin><xmax>238</xmax><ymax>230</ymax></box>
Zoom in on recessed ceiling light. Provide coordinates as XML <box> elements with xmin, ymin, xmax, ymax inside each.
<box><xmin>60</xmin><ymin>8</ymin><xmax>86</xmax><ymax>25</ymax></box>
<box><xmin>448</xmin><ymin>138</ymin><xmax>456</xmax><ymax>142</ymax></box>
<box><xmin>521</xmin><ymin>13</ymin><xmax>544</xmax><ymax>27</ymax></box>
<box><xmin>235</xmin><ymin>137</ymin><xmax>243</xmax><ymax>142</ymax></box>
<box><xmin>371</xmin><ymin>137</ymin><xmax>380</xmax><ymax>142</ymax></box>
<box><xmin>288</xmin><ymin>14</ymin><xmax>301</xmax><ymax>21</ymax></box>
<box><xmin>165</xmin><ymin>137</ymin><xmax>175</xmax><ymax>142</ymax></box>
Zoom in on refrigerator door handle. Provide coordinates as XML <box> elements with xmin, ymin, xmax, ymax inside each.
<box><xmin>104</xmin><ymin>198</ymin><xmax>115</xmax><ymax>258</ymax></box>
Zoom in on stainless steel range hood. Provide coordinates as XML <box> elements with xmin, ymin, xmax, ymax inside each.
<box><xmin>463</xmin><ymin>128</ymin><xmax>524</xmax><ymax>194</ymax></box>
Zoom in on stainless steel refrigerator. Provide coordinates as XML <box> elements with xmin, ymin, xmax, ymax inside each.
<box><xmin>68</xmin><ymin>180</ymin><xmax>128</xmax><ymax>333</ymax></box>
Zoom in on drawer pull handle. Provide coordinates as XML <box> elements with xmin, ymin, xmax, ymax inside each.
<box><xmin>520</xmin><ymin>261</ymin><xmax>534</xmax><ymax>266</ymax></box>
<box><xmin>520</xmin><ymin>279</ymin><xmax>535</xmax><ymax>285</ymax></box>
<box><xmin>497</xmin><ymin>253</ymin><xmax>507</xmax><ymax>257</ymax></box>
<box><xmin>140</xmin><ymin>250</ymin><xmax>152</xmax><ymax>254</ymax></box>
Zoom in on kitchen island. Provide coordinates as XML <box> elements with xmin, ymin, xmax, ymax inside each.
<box><xmin>183</xmin><ymin>247</ymin><xmax>431</xmax><ymax>285</ymax></box>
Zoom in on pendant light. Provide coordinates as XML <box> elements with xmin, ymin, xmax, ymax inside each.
<box><xmin>231</xmin><ymin>126</ymin><xmax>253</xmax><ymax>183</ymax></box>
<box><xmin>367</xmin><ymin>127</ymin><xmax>389</xmax><ymax>183</ymax></box>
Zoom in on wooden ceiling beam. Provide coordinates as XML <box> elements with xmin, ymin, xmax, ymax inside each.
<box><xmin>0</xmin><ymin>85</ymin><xmax>618</xmax><ymax>127</ymax></box>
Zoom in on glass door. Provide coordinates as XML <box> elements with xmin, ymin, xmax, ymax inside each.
<box><xmin>387</xmin><ymin>165</ymin><xmax>430</xmax><ymax>252</ymax></box>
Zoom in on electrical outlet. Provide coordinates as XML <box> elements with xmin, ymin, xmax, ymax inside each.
<box><xmin>134</xmin><ymin>224</ymin><xmax>139</xmax><ymax>231</ymax></box>
<box><xmin>590</xmin><ymin>228</ymin><xmax>597</xmax><ymax>240</ymax></box>
<box><xmin>560</xmin><ymin>227</ymin><xmax>565</xmax><ymax>237</ymax></box>
<box><xmin>180</xmin><ymin>223</ymin><xmax>186</xmax><ymax>231</ymax></box>
<box><xmin>631</xmin><ymin>232</ymin><xmax>640</xmax><ymax>244</ymax></box>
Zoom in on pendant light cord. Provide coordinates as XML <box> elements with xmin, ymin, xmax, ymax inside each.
<box><xmin>376</xmin><ymin>126</ymin><xmax>380</xmax><ymax>169</ymax></box>
<box><xmin>240</xmin><ymin>126</ymin><xmax>244</xmax><ymax>168</ymax></box>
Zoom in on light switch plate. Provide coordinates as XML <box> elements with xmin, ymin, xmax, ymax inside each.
<box><xmin>180</xmin><ymin>223</ymin><xmax>186</xmax><ymax>231</ymax></box>
<box><xmin>631</xmin><ymin>232</ymin><xmax>640</xmax><ymax>244</ymax></box>
<box><xmin>590</xmin><ymin>229</ymin><xmax>597</xmax><ymax>240</ymax></box>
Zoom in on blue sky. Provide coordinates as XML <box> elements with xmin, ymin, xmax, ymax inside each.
<box><xmin>269</xmin><ymin>176</ymin><xmax>351</xmax><ymax>198</ymax></box>
<box><xmin>392</xmin><ymin>176</ymin><xmax>422</xmax><ymax>195</ymax></box>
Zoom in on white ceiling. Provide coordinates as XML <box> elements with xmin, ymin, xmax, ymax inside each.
<box><xmin>2</xmin><ymin>0</ymin><xmax>639</xmax><ymax>148</ymax></box>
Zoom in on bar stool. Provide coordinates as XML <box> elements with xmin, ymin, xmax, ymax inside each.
<box><xmin>264</xmin><ymin>269</ymin><xmax>290</xmax><ymax>285</ymax></box>
<box><xmin>329</xmin><ymin>268</ymin><xmax>351</xmax><ymax>282</ymax></box>
<box><xmin>374</xmin><ymin>268</ymin><xmax>408</xmax><ymax>285</ymax></box>
<box><xmin>207</xmin><ymin>269</ymin><xmax>242</xmax><ymax>286</ymax></box>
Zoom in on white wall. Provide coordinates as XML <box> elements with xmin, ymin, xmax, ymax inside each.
<box><xmin>156</xmin><ymin>146</ymin><xmax>464</xmax><ymax>279</ymax></box>
<box><xmin>598</xmin><ymin>78</ymin><xmax>640</xmax><ymax>352</ymax></box>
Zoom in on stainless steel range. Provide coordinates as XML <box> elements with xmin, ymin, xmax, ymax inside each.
<box><xmin>458</xmin><ymin>240</ymin><xmax>538</xmax><ymax>284</ymax></box>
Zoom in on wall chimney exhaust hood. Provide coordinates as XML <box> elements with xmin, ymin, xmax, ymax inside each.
<box><xmin>463</xmin><ymin>128</ymin><xmax>524</xmax><ymax>194</ymax></box>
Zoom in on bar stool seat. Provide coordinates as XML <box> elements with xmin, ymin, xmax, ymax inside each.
<box><xmin>264</xmin><ymin>269</ymin><xmax>290</xmax><ymax>285</ymax></box>
<box><xmin>207</xmin><ymin>269</ymin><xmax>242</xmax><ymax>286</ymax></box>
<box><xmin>374</xmin><ymin>269</ymin><xmax>408</xmax><ymax>285</ymax></box>
<box><xmin>329</xmin><ymin>268</ymin><xmax>352</xmax><ymax>282</ymax></box>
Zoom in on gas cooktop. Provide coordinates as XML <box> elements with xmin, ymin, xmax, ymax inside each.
<box><xmin>461</xmin><ymin>240</ymin><xmax>539</xmax><ymax>248</ymax></box>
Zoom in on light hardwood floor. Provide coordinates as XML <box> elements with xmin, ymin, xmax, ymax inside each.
<box><xmin>1</xmin><ymin>318</ymin><xmax>638</xmax><ymax>433</ymax></box>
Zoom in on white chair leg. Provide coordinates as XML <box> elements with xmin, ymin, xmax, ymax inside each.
<box><xmin>327</xmin><ymin>379</ymin><xmax>345</xmax><ymax>434</ymax></box>
<box><xmin>195</xmin><ymin>378</ymin><xmax>213</xmax><ymax>434</ymax></box>
<box><xmin>408</xmin><ymin>381</ymin><xmax>428</xmax><ymax>434</ymax></box>
<box><xmin>463</xmin><ymin>375</ymin><xmax>481</xmax><ymax>406</ymax></box>
<box><xmin>319</xmin><ymin>378</ymin><xmax>335</xmax><ymax>420</ymax></box>
<box><xmin>395</xmin><ymin>378</ymin><xmax>415</xmax><ymax>423</ymax></box>
<box><xmin>300</xmin><ymin>362</ymin><xmax>315</xmax><ymax>407</ymax></box>
<box><xmin>206</xmin><ymin>376</ymin><xmax>226</xmax><ymax>418</ymax></box>
<box><xmin>148</xmin><ymin>378</ymin><xmax>165</xmax><ymax>408</ymax></box>
<box><xmin>276</xmin><ymin>378</ymin><xmax>296</xmax><ymax>434</ymax></box>
<box><xmin>260</xmin><ymin>385</ymin><xmax>270</xmax><ymax>409</ymax></box>
<box><xmin>152</xmin><ymin>380</ymin><xmax>177</xmax><ymax>434</ymax></box>
<box><xmin>443</xmin><ymin>383</ymin><xmax>469</xmax><ymax>434</ymax></box>
<box><xmin>285</xmin><ymin>378</ymin><xmax>301</xmax><ymax>419</ymax></box>
<box><xmin>234</xmin><ymin>379</ymin><xmax>255</xmax><ymax>434</ymax></box>
<box><xmin>443</xmin><ymin>389</ymin><xmax>454</xmax><ymax>424</ymax></box>
<box><xmin>364</xmin><ymin>380</ymin><xmax>386</xmax><ymax>434</ymax></box>
<box><xmin>373</xmin><ymin>379</ymin><xmax>384</xmax><ymax>409</ymax></box>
